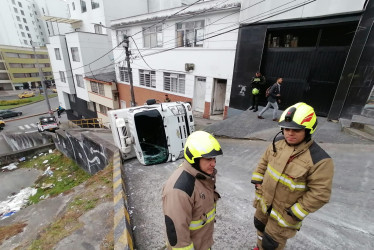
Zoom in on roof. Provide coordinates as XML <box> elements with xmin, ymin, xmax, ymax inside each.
<box><xmin>84</xmin><ymin>71</ymin><xmax>116</xmax><ymax>84</ymax></box>
<box><xmin>40</xmin><ymin>15</ymin><xmax>82</xmax><ymax>24</ymax></box>
<box><xmin>111</xmin><ymin>0</ymin><xmax>241</xmax><ymax>27</ymax></box>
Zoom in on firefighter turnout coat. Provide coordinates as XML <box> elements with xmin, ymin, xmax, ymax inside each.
<box><xmin>162</xmin><ymin>160</ymin><xmax>219</xmax><ymax>250</ymax></box>
<box><xmin>251</xmin><ymin>137</ymin><xmax>334</xmax><ymax>231</ymax></box>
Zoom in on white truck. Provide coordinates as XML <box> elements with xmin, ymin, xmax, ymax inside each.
<box><xmin>108</xmin><ymin>101</ymin><xmax>195</xmax><ymax>165</ymax></box>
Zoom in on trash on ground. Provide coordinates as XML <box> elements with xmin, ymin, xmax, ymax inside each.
<box><xmin>19</xmin><ymin>157</ymin><xmax>26</xmax><ymax>162</ymax></box>
<box><xmin>43</xmin><ymin>166</ymin><xmax>53</xmax><ymax>176</ymax></box>
<box><xmin>1</xmin><ymin>163</ymin><xmax>18</xmax><ymax>171</ymax></box>
<box><xmin>33</xmin><ymin>156</ymin><xmax>37</xmax><ymax>159</ymax></box>
<box><xmin>41</xmin><ymin>183</ymin><xmax>54</xmax><ymax>190</ymax></box>
<box><xmin>43</xmin><ymin>160</ymin><xmax>48</xmax><ymax>164</ymax></box>
<box><xmin>0</xmin><ymin>187</ymin><xmax>37</xmax><ymax>220</ymax></box>
<box><xmin>49</xmin><ymin>149</ymin><xmax>53</xmax><ymax>153</ymax></box>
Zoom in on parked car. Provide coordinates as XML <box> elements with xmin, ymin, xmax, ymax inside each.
<box><xmin>0</xmin><ymin>120</ymin><xmax>5</xmax><ymax>130</ymax></box>
<box><xmin>18</xmin><ymin>91</ymin><xmax>35</xmax><ymax>98</ymax></box>
<box><xmin>0</xmin><ymin>110</ymin><xmax>22</xmax><ymax>119</ymax></box>
<box><xmin>37</xmin><ymin>116</ymin><xmax>59</xmax><ymax>132</ymax></box>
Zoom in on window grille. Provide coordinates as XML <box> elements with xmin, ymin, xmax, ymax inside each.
<box><xmin>163</xmin><ymin>72</ymin><xmax>185</xmax><ymax>94</ymax></box>
<box><xmin>119</xmin><ymin>67</ymin><xmax>130</xmax><ymax>82</ymax></box>
<box><xmin>139</xmin><ymin>69</ymin><xmax>156</xmax><ymax>88</ymax></box>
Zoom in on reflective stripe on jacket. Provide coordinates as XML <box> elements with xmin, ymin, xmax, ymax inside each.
<box><xmin>163</xmin><ymin>161</ymin><xmax>218</xmax><ymax>250</ymax></box>
<box><xmin>251</xmin><ymin>138</ymin><xmax>334</xmax><ymax>229</ymax></box>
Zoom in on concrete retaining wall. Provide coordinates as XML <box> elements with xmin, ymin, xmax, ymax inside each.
<box><xmin>0</xmin><ymin>143</ymin><xmax>55</xmax><ymax>167</ymax></box>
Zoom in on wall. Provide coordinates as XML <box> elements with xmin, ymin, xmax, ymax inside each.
<box><xmin>54</xmin><ymin>128</ymin><xmax>117</xmax><ymax>174</ymax></box>
<box><xmin>240</xmin><ymin>0</ymin><xmax>366</xmax><ymax>24</ymax></box>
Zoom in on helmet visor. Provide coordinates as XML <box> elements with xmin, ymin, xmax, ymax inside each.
<box><xmin>201</xmin><ymin>148</ymin><xmax>223</xmax><ymax>159</ymax></box>
<box><xmin>278</xmin><ymin>120</ymin><xmax>305</xmax><ymax>130</ymax></box>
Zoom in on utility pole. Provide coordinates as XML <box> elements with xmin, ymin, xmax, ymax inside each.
<box><xmin>31</xmin><ymin>41</ymin><xmax>52</xmax><ymax>115</ymax></box>
<box><xmin>123</xmin><ymin>35</ymin><xmax>136</xmax><ymax>107</ymax></box>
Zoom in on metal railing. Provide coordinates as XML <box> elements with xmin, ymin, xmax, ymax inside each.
<box><xmin>68</xmin><ymin>118</ymin><xmax>104</xmax><ymax>128</ymax></box>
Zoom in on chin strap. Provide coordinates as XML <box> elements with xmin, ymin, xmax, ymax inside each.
<box><xmin>272</xmin><ymin>131</ymin><xmax>283</xmax><ymax>155</ymax></box>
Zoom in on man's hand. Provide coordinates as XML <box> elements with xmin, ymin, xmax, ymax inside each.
<box><xmin>255</xmin><ymin>184</ymin><xmax>262</xmax><ymax>190</ymax></box>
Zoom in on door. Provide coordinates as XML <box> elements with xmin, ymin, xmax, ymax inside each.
<box><xmin>193</xmin><ymin>77</ymin><xmax>206</xmax><ymax>112</ymax></box>
<box><xmin>211</xmin><ymin>79</ymin><xmax>227</xmax><ymax>115</ymax></box>
<box><xmin>120</xmin><ymin>100</ymin><xmax>126</xmax><ymax>109</ymax></box>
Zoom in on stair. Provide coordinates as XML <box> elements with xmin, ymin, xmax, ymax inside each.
<box><xmin>340</xmin><ymin>115</ymin><xmax>374</xmax><ymax>142</ymax></box>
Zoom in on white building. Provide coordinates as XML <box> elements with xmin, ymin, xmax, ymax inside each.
<box><xmin>0</xmin><ymin>0</ymin><xmax>70</xmax><ymax>47</ymax></box>
<box><xmin>46</xmin><ymin>0</ymin><xmax>148</xmax><ymax>122</ymax></box>
<box><xmin>111</xmin><ymin>0</ymin><xmax>241</xmax><ymax>119</ymax></box>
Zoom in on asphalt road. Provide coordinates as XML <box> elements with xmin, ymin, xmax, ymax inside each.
<box><xmin>125</xmin><ymin>139</ymin><xmax>374</xmax><ymax>249</ymax></box>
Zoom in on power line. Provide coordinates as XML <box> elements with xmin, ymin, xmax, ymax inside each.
<box><xmin>130</xmin><ymin>36</ymin><xmax>154</xmax><ymax>70</ymax></box>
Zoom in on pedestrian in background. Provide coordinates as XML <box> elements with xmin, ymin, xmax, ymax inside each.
<box><xmin>164</xmin><ymin>94</ymin><xmax>171</xmax><ymax>102</ymax></box>
<box><xmin>251</xmin><ymin>103</ymin><xmax>334</xmax><ymax>250</ymax></box>
<box><xmin>162</xmin><ymin>131</ymin><xmax>223</xmax><ymax>250</ymax></box>
<box><xmin>248</xmin><ymin>71</ymin><xmax>266</xmax><ymax>112</ymax></box>
<box><xmin>258</xmin><ymin>77</ymin><xmax>283</xmax><ymax>121</ymax></box>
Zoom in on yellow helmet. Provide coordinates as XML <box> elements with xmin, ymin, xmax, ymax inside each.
<box><xmin>184</xmin><ymin>131</ymin><xmax>223</xmax><ymax>164</ymax></box>
<box><xmin>279</xmin><ymin>102</ymin><xmax>318</xmax><ymax>134</ymax></box>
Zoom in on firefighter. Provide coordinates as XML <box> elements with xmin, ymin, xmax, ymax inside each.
<box><xmin>251</xmin><ymin>102</ymin><xmax>334</xmax><ymax>250</ymax></box>
<box><xmin>249</xmin><ymin>71</ymin><xmax>266</xmax><ymax>112</ymax></box>
<box><xmin>162</xmin><ymin>131</ymin><xmax>223</xmax><ymax>250</ymax></box>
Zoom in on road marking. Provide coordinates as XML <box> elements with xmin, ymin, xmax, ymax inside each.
<box><xmin>25</xmin><ymin>130</ymin><xmax>38</xmax><ymax>133</ymax></box>
<box><xmin>19</xmin><ymin>125</ymin><xmax>25</xmax><ymax>130</ymax></box>
<box><xmin>31</xmin><ymin>123</ymin><xmax>37</xmax><ymax>128</ymax></box>
<box><xmin>24</xmin><ymin>124</ymin><xmax>31</xmax><ymax>129</ymax></box>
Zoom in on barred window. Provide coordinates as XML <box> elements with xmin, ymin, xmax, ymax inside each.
<box><xmin>91</xmin><ymin>81</ymin><xmax>105</xmax><ymax>95</ymax></box>
<box><xmin>139</xmin><ymin>70</ymin><xmax>156</xmax><ymax>88</ymax></box>
<box><xmin>119</xmin><ymin>67</ymin><xmax>130</xmax><ymax>82</ymax></box>
<box><xmin>176</xmin><ymin>20</ymin><xmax>204</xmax><ymax>47</ymax></box>
<box><xmin>76</xmin><ymin>74</ymin><xmax>84</xmax><ymax>88</ymax></box>
<box><xmin>59</xmin><ymin>71</ymin><xmax>66</xmax><ymax>82</ymax></box>
<box><xmin>87</xmin><ymin>101</ymin><xmax>95</xmax><ymax>111</ymax></box>
<box><xmin>163</xmin><ymin>72</ymin><xmax>185</xmax><ymax>94</ymax></box>
<box><xmin>99</xmin><ymin>104</ymin><xmax>107</xmax><ymax>115</ymax></box>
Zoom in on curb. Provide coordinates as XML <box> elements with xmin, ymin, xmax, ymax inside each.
<box><xmin>113</xmin><ymin>151</ymin><xmax>134</xmax><ymax>250</ymax></box>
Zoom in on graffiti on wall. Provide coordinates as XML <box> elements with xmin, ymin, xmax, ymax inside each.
<box><xmin>54</xmin><ymin>130</ymin><xmax>113</xmax><ymax>174</ymax></box>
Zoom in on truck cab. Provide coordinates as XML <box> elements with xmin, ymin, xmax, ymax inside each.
<box><xmin>108</xmin><ymin>101</ymin><xmax>195</xmax><ymax>165</ymax></box>
<box><xmin>37</xmin><ymin>116</ymin><xmax>59</xmax><ymax>132</ymax></box>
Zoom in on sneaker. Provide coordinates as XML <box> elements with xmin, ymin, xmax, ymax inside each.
<box><xmin>253</xmin><ymin>108</ymin><xmax>258</xmax><ymax>112</ymax></box>
<box><xmin>273</xmin><ymin>118</ymin><xmax>279</xmax><ymax>122</ymax></box>
<box><xmin>258</xmin><ymin>116</ymin><xmax>264</xmax><ymax>119</ymax></box>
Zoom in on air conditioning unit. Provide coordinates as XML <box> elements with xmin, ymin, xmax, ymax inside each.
<box><xmin>185</xmin><ymin>63</ymin><xmax>195</xmax><ymax>72</ymax></box>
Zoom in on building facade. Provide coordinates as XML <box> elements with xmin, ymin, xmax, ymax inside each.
<box><xmin>0</xmin><ymin>44</ymin><xmax>53</xmax><ymax>90</ymax></box>
<box><xmin>46</xmin><ymin>0</ymin><xmax>148</xmax><ymax>121</ymax></box>
<box><xmin>229</xmin><ymin>0</ymin><xmax>374</xmax><ymax>120</ymax></box>
<box><xmin>0</xmin><ymin>0</ymin><xmax>70</xmax><ymax>48</ymax></box>
<box><xmin>111</xmin><ymin>0</ymin><xmax>241</xmax><ymax>119</ymax></box>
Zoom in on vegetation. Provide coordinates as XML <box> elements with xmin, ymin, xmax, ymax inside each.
<box><xmin>0</xmin><ymin>94</ymin><xmax>57</xmax><ymax>110</ymax></box>
<box><xmin>1</xmin><ymin>150</ymin><xmax>115</xmax><ymax>249</ymax></box>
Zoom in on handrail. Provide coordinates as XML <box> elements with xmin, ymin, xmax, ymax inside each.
<box><xmin>68</xmin><ymin>118</ymin><xmax>104</xmax><ymax>128</ymax></box>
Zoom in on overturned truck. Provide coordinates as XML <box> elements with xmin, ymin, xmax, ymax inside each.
<box><xmin>108</xmin><ymin>101</ymin><xmax>195</xmax><ymax>165</ymax></box>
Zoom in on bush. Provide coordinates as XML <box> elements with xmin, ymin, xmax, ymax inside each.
<box><xmin>0</xmin><ymin>99</ymin><xmax>32</xmax><ymax>106</ymax></box>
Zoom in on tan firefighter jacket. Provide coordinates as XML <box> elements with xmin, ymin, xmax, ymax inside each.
<box><xmin>162</xmin><ymin>160</ymin><xmax>219</xmax><ymax>250</ymax></box>
<box><xmin>251</xmin><ymin>138</ymin><xmax>334</xmax><ymax>230</ymax></box>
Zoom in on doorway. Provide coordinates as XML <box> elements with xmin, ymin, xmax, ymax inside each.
<box><xmin>211</xmin><ymin>79</ymin><xmax>227</xmax><ymax>115</ymax></box>
<box><xmin>193</xmin><ymin>76</ymin><xmax>206</xmax><ymax>112</ymax></box>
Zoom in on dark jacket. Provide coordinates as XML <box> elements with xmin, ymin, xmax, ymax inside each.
<box><xmin>250</xmin><ymin>75</ymin><xmax>266</xmax><ymax>92</ymax></box>
<box><xmin>268</xmin><ymin>83</ymin><xmax>281</xmax><ymax>103</ymax></box>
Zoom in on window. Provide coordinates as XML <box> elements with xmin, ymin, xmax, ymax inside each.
<box><xmin>54</xmin><ymin>48</ymin><xmax>61</xmax><ymax>60</ymax></box>
<box><xmin>19</xmin><ymin>24</ymin><xmax>23</xmax><ymax>29</ymax></box>
<box><xmin>18</xmin><ymin>2</ymin><xmax>22</xmax><ymax>7</ymax></box>
<box><xmin>25</xmin><ymin>26</ymin><xmax>29</xmax><ymax>31</ymax></box>
<box><xmin>71</xmin><ymin>47</ymin><xmax>80</xmax><ymax>62</ymax></box>
<box><xmin>22</xmin><ymin>63</ymin><xmax>34</xmax><ymax>68</ymax></box>
<box><xmin>143</xmin><ymin>25</ymin><xmax>162</xmax><ymax>48</ymax></box>
<box><xmin>94</xmin><ymin>24</ymin><xmax>102</xmax><ymax>34</ymax></box>
<box><xmin>176</xmin><ymin>20</ymin><xmax>205</xmax><ymax>47</ymax></box>
<box><xmin>72</xmin><ymin>2</ymin><xmax>75</xmax><ymax>10</ymax></box>
<box><xmin>163</xmin><ymin>72</ymin><xmax>185</xmax><ymax>94</ymax></box>
<box><xmin>0</xmin><ymin>73</ymin><xmax>10</xmax><ymax>80</ymax></box>
<box><xmin>21</xmin><ymin>32</ymin><xmax>25</xmax><ymax>37</ymax></box>
<box><xmin>16</xmin><ymin>16</ymin><xmax>20</xmax><ymax>21</ymax></box>
<box><xmin>14</xmin><ymin>7</ymin><xmax>18</xmax><ymax>13</ymax></box>
<box><xmin>70</xmin><ymin>94</ymin><xmax>76</xmax><ymax>103</ymax></box>
<box><xmin>87</xmin><ymin>101</ymin><xmax>95</xmax><ymax>111</ymax></box>
<box><xmin>119</xmin><ymin>67</ymin><xmax>130</xmax><ymax>82</ymax></box>
<box><xmin>20</xmin><ymin>10</ymin><xmax>24</xmax><ymax>15</ymax></box>
<box><xmin>139</xmin><ymin>70</ymin><xmax>156</xmax><ymax>88</ymax></box>
<box><xmin>34</xmin><ymin>11</ymin><xmax>37</xmax><ymax>15</ymax></box>
<box><xmin>91</xmin><ymin>81</ymin><xmax>105</xmax><ymax>95</ymax></box>
<box><xmin>42</xmin><ymin>8</ymin><xmax>45</xmax><ymax>14</ymax></box>
<box><xmin>24</xmin><ymin>40</ymin><xmax>28</xmax><ymax>45</ymax></box>
<box><xmin>80</xmin><ymin>0</ymin><xmax>87</xmax><ymax>13</ymax></box>
<box><xmin>27</xmin><ymin>33</ymin><xmax>31</xmax><ymax>38</ymax></box>
<box><xmin>12</xmin><ymin>0</ymin><xmax>15</xmax><ymax>4</ymax></box>
<box><xmin>99</xmin><ymin>104</ymin><xmax>107</xmax><ymax>115</ymax></box>
<box><xmin>9</xmin><ymin>63</ymin><xmax>22</xmax><ymax>68</ymax></box>
<box><xmin>23</xmin><ymin>18</ymin><xmax>27</xmax><ymax>23</ymax></box>
<box><xmin>76</xmin><ymin>74</ymin><xmax>84</xmax><ymax>88</ymax></box>
<box><xmin>5</xmin><ymin>52</ymin><xmax>19</xmax><ymax>58</ymax></box>
<box><xmin>0</xmin><ymin>62</ymin><xmax>5</xmax><ymax>70</ymax></box>
<box><xmin>116</xmin><ymin>29</ymin><xmax>127</xmax><ymax>45</ymax></box>
<box><xmin>91</xmin><ymin>0</ymin><xmax>100</xmax><ymax>9</ymax></box>
<box><xmin>59</xmin><ymin>71</ymin><xmax>66</xmax><ymax>82</ymax></box>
